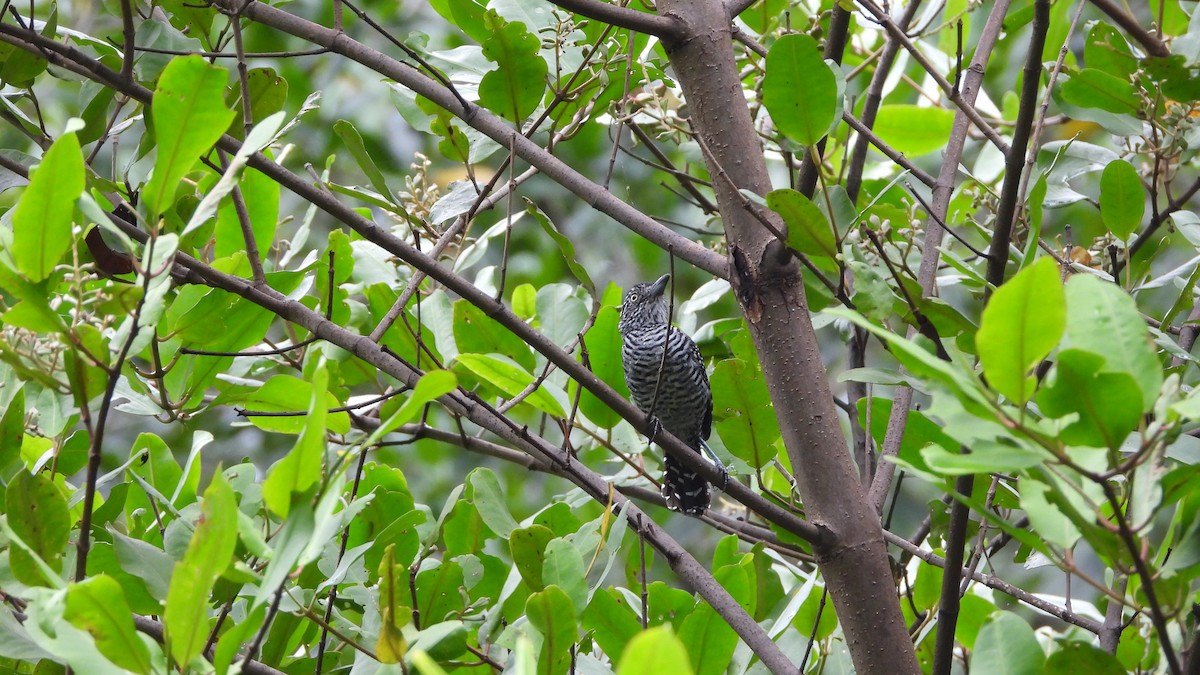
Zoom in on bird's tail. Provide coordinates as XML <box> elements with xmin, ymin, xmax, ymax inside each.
<box><xmin>662</xmin><ymin>452</ymin><xmax>711</xmax><ymax>515</ymax></box>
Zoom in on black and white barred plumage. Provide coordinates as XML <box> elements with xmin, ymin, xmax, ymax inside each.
<box><xmin>618</xmin><ymin>274</ymin><xmax>714</xmax><ymax>515</ymax></box>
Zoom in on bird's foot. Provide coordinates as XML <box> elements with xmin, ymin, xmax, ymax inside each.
<box><xmin>645</xmin><ymin>415</ymin><xmax>663</xmax><ymax>444</ymax></box>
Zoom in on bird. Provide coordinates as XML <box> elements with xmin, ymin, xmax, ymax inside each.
<box><xmin>618</xmin><ymin>274</ymin><xmax>723</xmax><ymax>515</ymax></box>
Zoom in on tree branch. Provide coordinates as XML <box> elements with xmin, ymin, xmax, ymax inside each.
<box><xmin>205</xmin><ymin>0</ymin><xmax>727</xmax><ymax>279</ymax></box>
<box><xmin>1087</xmin><ymin>0</ymin><xmax>1170</xmax><ymax>57</ymax></box>
<box><xmin>545</xmin><ymin>0</ymin><xmax>679</xmax><ymax>39</ymax></box>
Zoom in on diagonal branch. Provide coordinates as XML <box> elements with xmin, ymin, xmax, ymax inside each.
<box><xmin>205</xmin><ymin>0</ymin><xmax>726</xmax><ymax>279</ymax></box>
<box><xmin>545</xmin><ymin>0</ymin><xmax>679</xmax><ymax>38</ymax></box>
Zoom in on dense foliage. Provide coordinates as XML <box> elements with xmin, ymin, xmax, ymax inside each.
<box><xmin>0</xmin><ymin>0</ymin><xmax>1198</xmax><ymax>674</ymax></box>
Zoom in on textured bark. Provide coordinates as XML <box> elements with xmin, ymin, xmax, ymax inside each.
<box><xmin>656</xmin><ymin>1</ymin><xmax>919</xmax><ymax>673</ymax></box>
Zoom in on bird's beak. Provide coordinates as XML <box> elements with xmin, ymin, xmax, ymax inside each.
<box><xmin>649</xmin><ymin>274</ymin><xmax>670</xmax><ymax>296</ymax></box>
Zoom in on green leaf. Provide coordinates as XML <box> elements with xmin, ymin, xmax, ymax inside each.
<box><xmin>872</xmin><ymin>105</ymin><xmax>956</xmax><ymax>157</ymax></box>
<box><xmin>762</xmin><ymin>34</ymin><xmax>838</xmax><ymax>146</ymax></box>
<box><xmin>262</xmin><ymin>362</ymin><xmax>330</xmax><ymax>517</ymax></box>
<box><xmin>1064</xmin><ymin>274</ymin><xmax>1162</xmax><ymax>412</ymax></box>
<box><xmin>1083</xmin><ymin>24</ymin><xmax>1137</xmax><ymax>79</ymax></box>
<box><xmin>971</xmin><ymin>611</ymin><xmax>1045</xmax><ymax>674</ymax></box>
<box><xmin>766</xmin><ymin>188</ymin><xmax>837</xmax><ymax>259</ymax></box>
<box><xmin>1037</xmin><ymin>349</ymin><xmax>1141</xmax><ymax>450</ymax></box>
<box><xmin>333</xmin><ymin>119</ymin><xmax>395</xmax><ymax>203</ymax></box>
<box><xmin>510</xmin><ymin>524</ymin><xmax>555</xmax><ymax>591</ymax></box>
<box><xmin>369</xmin><ymin>369</ymin><xmax>458</xmax><ymax>443</ymax></box>
<box><xmin>12</xmin><ymin>131</ymin><xmax>84</xmax><ymax>281</ymax></box>
<box><xmin>478</xmin><ymin>13</ymin><xmax>548</xmax><ymax>122</ymax></box>
<box><xmin>526</xmin><ymin>199</ymin><xmax>596</xmax><ymax>297</ymax></box>
<box><xmin>976</xmin><ymin>257</ymin><xmax>1065</xmax><ymax>403</ymax></box>
<box><xmin>1020</xmin><ymin>479</ymin><xmax>1081</xmax><ymax>550</ymax></box>
<box><xmin>65</xmin><ymin>575</ymin><xmax>153</xmax><ymax>675</ymax></box>
<box><xmin>213</xmin><ymin>165</ymin><xmax>280</xmax><ymax>259</ymax></box>
<box><xmin>376</xmin><ymin>545</ymin><xmax>410</xmax><ymax>663</ymax></box>
<box><xmin>164</xmin><ymin>470</ymin><xmax>238</xmax><ymax>666</ymax></box>
<box><xmin>229</xmin><ymin>374</ymin><xmax>351</xmax><ymax>435</ymax></box>
<box><xmin>526</xmin><ymin>586</ymin><xmax>577</xmax><ymax>675</ymax></box>
<box><xmin>1061</xmin><ymin>68</ymin><xmax>1140</xmax><ymax>115</ymax></box>
<box><xmin>455</xmin><ymin>353</ymin><xmax>565</xmax><ymax>416</ymax></box>
<box><xmin>415</xmin><ymin>559</ymin><xmax>465</xmax><ymax>623</ymax></box>
<box><xmin>583</xmin><ymin>590</ymin><xmax>641</xmax><ymax>660</ymax></box>
<box><xmin>454</xmin><ymin>300</ymin><xmax>536</xmax><ymax>370</ymax></box>
<box><xmin>542</xmin><ymin>538</ymin><xmax>587</xmax><ymax>613</ymax></box>
<box><xmin>679</xmin><ymin>604</ymin><xmax>737</xmax><ymax>675</ymax></box>
<box><xmin>1045</xmin><ymin>641</ymin><xmax>1126</xmax><ymax>675</ymax></box>
<box><xmin>143</xmin><ymin>55</ymin><xmax>236</xmax><ymax>217</ymax></box>
<box><xmin>711</xmin><ymin>358</ymin><xmax>778</xmax><ymax>468</ymax></box>
<box><xmin>6</xmin><ymin>469</ymin><xmax>70</xmax><ymax>586</ymax></box>
<box><xmin>617</xmin><ymin>626</ymin><xmax>694</xmax><ymax>675</ymax></box>
<box><xmin>1099</xmin><ymin>159</ymin><xmax>1144</xmax><ymax>239</ymax></box>
<box><xmin>466</xmin><ymin>467</ymin><xmax>518</xmax><ymax>537</ymax></box>
<box><xmin>227</xmin><ymin>67</ymin><xmax>288</xmax><ymax>138</ymax></box>
<box><xmin>577</xmin><ymin>303</ymin><xmax>628</xmax><ymax>429</ymax></box>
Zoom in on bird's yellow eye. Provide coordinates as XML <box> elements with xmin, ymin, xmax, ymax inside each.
<box><xmin>628</xmin><ymin>293</ymin><xmax>639</xmax><ymax>302</ymax></box>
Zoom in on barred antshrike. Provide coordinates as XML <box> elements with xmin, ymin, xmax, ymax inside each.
<box><xmin>618</xmin><ymin>274</ymin><xmax>722</xmax><ymax>515</ymax></box>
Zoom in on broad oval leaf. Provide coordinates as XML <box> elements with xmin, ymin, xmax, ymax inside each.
<box><xmin>766</xmin><ymin>188</ymin><xmax>837</xmax><ymax>259</ymax></box>
<box><xmin>762</xmin><ymin>34</ymin><xmax>837</xmax><ymax>146</ymax></box>
<box><xmin>977</xmin><ymin>257</ymin><xmax>1065</xmax><ymax>404</ymax></box>
<box><xmin>1064</xmin><ymin>274</ymin><xmax>1162</xmax><ymax>412</ymax></box>
<box><xmin>478</xmin><ymin>14</ymin><xmax>548</xmax><ymax>122</ymax></box>
<box><xmin>872</xmin><ymin>105</ymin><xmax>956</xmax><ymax>157</ymax></box>
<box><xmin>143</xmin><ymin>55</ymin><xmax>236</xmax><ymax>218</ymax></box>
<box><xmin>1099</xmin><ymin>159</ymin><xmax>1144</xmax><ymax>239</ymax></box>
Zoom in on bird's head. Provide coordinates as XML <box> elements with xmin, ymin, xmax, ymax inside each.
<box><xmin>618</xmin><ymin>274</ymin><xmax>670</xmax><ymax>334</ymax></box>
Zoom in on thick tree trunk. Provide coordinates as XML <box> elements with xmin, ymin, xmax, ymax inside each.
<box><xmin>656</xmin><ymin>1</ymin><xmax>919</xmax><ymax>672</ymax></box>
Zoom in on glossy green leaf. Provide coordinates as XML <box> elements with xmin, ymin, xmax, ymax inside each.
<box><xmin>762</xmin><ymin>34</ymin><xmax>838</xmax><ymax>145</ymax></box>
<box><xmin>872</xmin><ymin>105</ymin><xmax>956</xmax><ymax>157</ymax></box>
<box><xmin>1037</xmin><ymin>349</ymin><xmax>1141</xmax><ymax>450</ymax></box>
<box><xmin>1061</xmin><ymin>68</ymin><xmax>1140</xmax><ymax>114</ymax></box>
<box><xmin>1099</xmin><ymin>159</ymin><xmax>1144</xmax><ymax>239</ymax></box>
<box><xmin>143</xmin><ymin>55</ymin><xmax>235</xmax><ymax>217</ymax></box>
<box><xmin>1065</xmin><ymin>274</ymin><xmax>1162</xmax><ymax>412</ymax></box>
<box><xmin>65</xmin><ymin>575</ymin><xmax>152</xmax><ymax>674</ymax></box>
<box><xmin>6</xmin><ymin>469</ymin><xmax>69</xmax><ymax>586</ymax></box>
<box><xmin>617</xmin><ymin>626</ymin><xmax>694</xmax><ymax>675</ymax></box>
<box><xmin>678</xmin><ymin>567</ymin><xmax>749</xmax><ymax>675</ymax></box>
<box><xmin>455</xmin><ymin>353</ymin><xmax>565</xmax><ymax>416</ymax></box>
<box><xmin>526</xmin><ymin>585</ymin><xmax>577</xmax><ymax>675</ymax></box>
<box><xmin>971</xmin><ymin>611</ymin><xmax>1045</xmax><ymax>674</ymax></box>
<box><xmin>977</xmin><ymin>257</ymin><xmax>1065</xmax><ymax>403</ymax></box>
<box><xmin>478</xmin><ymin>14</ymin><xmax>548</xmax><ymax>122</ymax></box>
<box><xmin>12</xmin><ymin>131</ymin><xmax>84</xmax><ymax>281</ymax></box>
<box><xmin>766</xmin><ymin>188</ymin><xmax>837</xmax><ymax>259</ymax></box>
<box><xmin>454</xmin><ymin>300</ymin><xmax>536</xmax><ymax>370</ymax></box>
<box><xmin>164</xmin><ymin>470</ymin><xmax>238</xmax><ymax>666</ymax></box>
